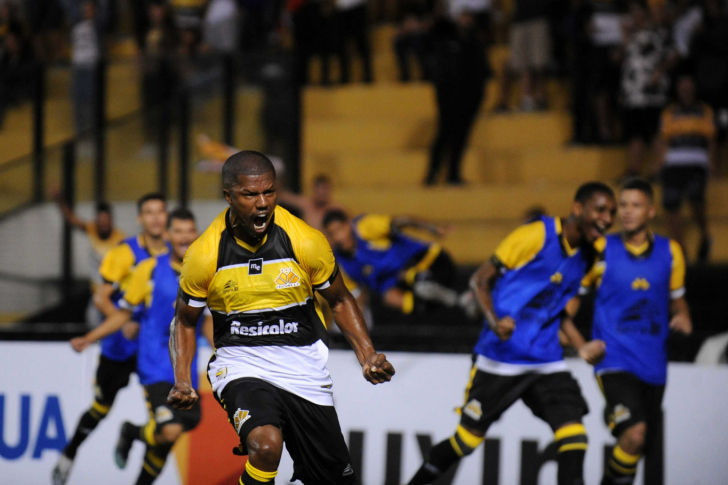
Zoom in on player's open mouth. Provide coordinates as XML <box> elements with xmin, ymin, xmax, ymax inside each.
<box><xmin>252</xmin><ymin>213</ymin><xmax>269</xmax><ymax>231</ymax></box>
<box><xmin>592</xmin><ymin>222</ymin><xmax>606</xmax><ymax>238</ymax></box>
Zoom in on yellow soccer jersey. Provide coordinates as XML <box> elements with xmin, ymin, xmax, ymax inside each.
<box><xmin>98</xmin><ymin>235</ymin><xmax>168</xmax><ymax>293</ymax></box>
<box><xmin>180</xmin><ymin>207</ymin><xmax>340</xmax><ymax>405</ymax></box>
<box><xmin>85</xmin><ymin>223</ymin><xmax>125</xmax><ymax>290</ymax></box>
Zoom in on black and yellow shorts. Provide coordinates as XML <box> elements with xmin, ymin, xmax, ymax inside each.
<box><xmin>144</xmin><ymin>382</ymin><xmax>202</xmax><ymax>434</ymax></box>
<box><xmin>95</xmin><ymin>355</ymin><xmax>137</xmax><ymax>406</ymax></box>
<box><xmin>215</xmin><ymin>377</ymin><xmax>356</xmax><ymax>485</ymax></box>
<box><xmin>597</xmin><ymin>371</ymin><xmax>665</xmax><ymax>438</ymax></box>
<box><xmin>459</xmin><ymin>368</ymin><xmax>589</xmax><ymax>433</ymax></box>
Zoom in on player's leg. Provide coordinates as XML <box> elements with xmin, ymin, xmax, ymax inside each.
<box><xmin>126</xmin><ymin>382</ymin><xmax>202</xmax><ymax>485</ymax></box>
<box><xmin>53</xmin><ymin>356</ymin><xmax>135</xmax><ymax>485</ymax></box>
<box><xmin>686</xmin><ymin>167</ymin><xmax>710</xmax><ymax>262</ymax></box>
<box><xmin>215</xmin><ymin>378</ymin><xmax>286</xmax><ymax>484</ymax></box>
<box><xmin>522</xmin><ymin>372</ymin><xmax>590</xmax><ymax>485</ymax></box>
<box><xmin>598</xmin><ymin>372</ymin><xmax>650</xmax><ymax>485</ymax></box>
<box><xmin>407</xmin><ymin>368</ymin><xmax>537</xmax><ymax>485</ymax></box>
<box><xmin>661</xmin><ymin>166</ymin><xmax>685</xmax><ymax>249</ymax></box>
<box><xmin>278</xmin><ymin>390</ymin><xmax>355</xmax><ymax>484</ymax></box>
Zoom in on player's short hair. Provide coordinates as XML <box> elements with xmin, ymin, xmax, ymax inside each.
<box><xmin>322</xmin><ymin>209</ymin><xmax>349</xmax><ymax>228</ymax></box>
<box><xmin>621</xmin><ymin>177</ymin><xmax>654</xmax><ymax>202</ymax></box>
<box><xmin>137</xmin><ymin>193</ymin><xmax>166</xmax><ymax>213</ymax></box>
<box><xmin>222</xmin><ymin>151</ymin><xmax>275</xmax><ymax>190</ymax></box>
<box><xmin>167</xmin><ymin>207</ymin><xmax>195</xmax><ymax>228</ymax></box>
<box><xmin>574</xmin><ymin>182</ymin><xmax>615</xmax><ymax>204</ymax></box>
<box><xmin>96</xmin><ymin>202</ymin><xmax>112</xmax><ymax>214</ymax></box>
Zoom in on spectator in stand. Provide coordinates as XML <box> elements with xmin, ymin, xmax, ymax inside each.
<box><xmin>658</xmin><ymin>74</ymin><xmax>716</xmax><ymax>263</ymax></box>
<box><xmin>140</xmin><ymin>2</ymin><xmax>180</xmax><ymax>157</ymax></box>
<box><xmin>589</xmin><ymin>0</ymin><xmax>628</xmax><ymax>143</ymax></box>
<box><xmin>672</xmin><ymin>0</ymin><xmax>702</xmax><ymax>61</ymax></box>
<box><xmin>0</xmin><ymin>24</ymin><xmax>36</xmax><ymax>129</ymax></box>
<box><xmin>393</xmin><ymin>0</ymin><xmax>434</xmax><ymax>82</ymax></box>
<box><xmin>290</xmin><ymin>0</ymin><xmax>336</xmax><ymax>86</ymax></box>
<box><xmin>202</xmin><ymin>0</ymin><xmax>239</xmax><ymax>54</ymax></box>
<box><xmin>25</xmin><ymin>0</ymin><xmax>66</xmax><ymax>62</ymax></box>
<box><xmin>70</xmin><ymin>1</ymin><xmax>102</xmax><ymax>136</ymax></box>
<box><xmin>494</xmin><ymin>0</ymin><xmax>551</xmax><ymax>112</ymax></box>
<box><xmin>335</xmin><ymin>0</ymin><xmax>373</xmax><ymax>83</ymax></box>
<box><xmin>449</xmin><ymin>0</ymin><xmax>494</xmax><ymax>43</ymax></box>
<box><xmin>425</xmin><ymin>11</ymin><xmax>490</xmax><ymax>185</ymax></box>
<box><xmin>567</xmin><ymin>0</ymin><xmax>597</xmax><ymax>143</ymax></box>
<box><xmin>690</xmin><ymin>0</ymin><xmax>728</xmax><ymax>141</ymax></box>
<box><xmin>619</xmin><ymin>0</ymin><xmax>677</xmax><ymax>179</ymax></box>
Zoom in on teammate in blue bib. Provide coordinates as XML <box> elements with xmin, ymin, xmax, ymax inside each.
<box><xmin>564</xmin><ymin>179</ymin><xmax>692</xmax><ymax>485</ymax></box>
<box><xmin>323</xmin><ymin>211</ymin><xmax>475</xmax><ymax>316</ymax></box>
<box><xmin>54</xmin><ymin>193</ymin><xmax>168</xmax><ymax>485</ymax></box>
<box><xmin>407</xmin><ymin>182</ymin><xmax>616</xmax><ymax>485</ymax></box>
<box><xmin>70</xmin><ymin>208</ymin><xmax>212</xmax><ymax>484</ymax></box>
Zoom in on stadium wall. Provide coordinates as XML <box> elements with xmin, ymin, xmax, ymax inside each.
<box><xmin>1</xmin><ymin>343</ymin><xmax>726</xmax><ymax>484</ymax></box>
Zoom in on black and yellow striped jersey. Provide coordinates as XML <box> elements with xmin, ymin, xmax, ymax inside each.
<box><xmin>660</xmin><ymin>102</ymin><xmax>715</xmax><ymax>167</ymax></box>
<box><xmin>179</xmin><ymin>207</ymin><xmax>338</xmax><ymax>350</ymax></box>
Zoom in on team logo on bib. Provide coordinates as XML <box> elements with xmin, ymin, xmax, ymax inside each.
<box><xmin>275</xmin><ymin>267</ymin><xmax>301</xmax><ymax>289</ymax></box>
<box><xmin>550</xmin><ymin>272</ymin><xmax>563</xmax><ymax>284</ymax></box>
<box><xmin>233</xmin><ymin>409</ymin><xmax>251</xmax><ymax>433</ymax></box>
<box><xmin>631</xmin><ymin>278</ymin><xmax>650</xmax><ymax>290</ymax></box>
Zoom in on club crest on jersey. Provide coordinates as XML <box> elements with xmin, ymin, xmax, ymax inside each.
<box><xmin>463</xmin><ymin>399</ymin><xmax>483</xmax><ymax>420</ymax></box>
<box><xmin>233</xmin><ymin>409</ymin><xmax>251</xmax><ymax>433</ymax></box>
<box><xmin>631</xmin><ymin>278</ymin><xmax>650</xmax><ymax>291</ymax></box>
<box><xmin>550</xmin><ymin>272</ymin><xmax>563</xmax><ymax>284</ymax></box>
<box><xmin>275</xmin><ymin>267</ymin><xmax>301</xmax><ymax>289</ymax></box>
<box><xmin>223</xmin><ymin>280</ymin><xmax>239</xmax><ymax>294</ymax></box>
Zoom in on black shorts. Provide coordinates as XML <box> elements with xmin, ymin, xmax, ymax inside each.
<box><xmin>216</xmin><ymin>377</ymin><xmax>356</xmax><ymax>485</ymax></box>
<box><xmin>144</xmin><ymin>382</ymin><xmax>201</xmax><ymax>433</ymax></box>
<box><xmin>661</xmin><ymin>165</ymin><xmax>708</xmax><ymax>211</ymax></box>
<box><xmin>597</xmin><ymin>371</ymin><xmax>665</xmax><ymax>438</ymax></box>
<box><xmin>460</xmin><ymin>368</ymin><xmax>589</xmax><ymax>433</ymax></box>
<box><xmin>95</xmin><ymin>355</ymin><xmax>136</xmax><ymax>406</ymax></box>
<box><xmin>622</xmin><ymin>107</ymin><xmax>662</xmax><ymax>143</ymax></box>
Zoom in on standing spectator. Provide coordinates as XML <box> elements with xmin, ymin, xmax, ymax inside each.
<box><xmin>425</xmin><ymin>12</ymin><xmax>490</xmax><ymax>185</ymax></box>
<box><xmin>658</xmin><ymin>75</ymin><xmax>716</xmax><ymax>262</ymax></box>
<box><xmin>567</xmin><ymin>0</ymin><xmax>597</xmax><ymax>143</ymax></box>
<box><xmin>449</xmin><ymin>0</ymin><xmax>493</xmax><ymax>43</ymax></box>
<box><xmin>290</xmin><ymin>0</ymin><xmax>336</xmax><ymax>85</ymax></box>
<box><xmin>495</xmin><ymin>0</ymin><xmax>551</xmax><ymax>111</ymax></box>
<box><xmin>690</xmin><ymin>0</ymin><xmax>728</xmax><ymax>141</ymax></box>
<box><xmin>202</xmin><ymin>0</ymin><xmax>239</xmax><ymax>54</ymax></box>
<box><xmin>335</xmin><ymin>0</ymin><xmax>373</xmax><ymax>83</ymax></box>
<box><xmin>619</xmin><ymin>0</ymin><xmax>676</xmax><ymax>178</ymax></box>
<box><xmin>71</xmin><ymin>0</ymin><xmax>102</xmax><ymax>136</ymax></box>
<box><xmin>393</xmin><ymin>0</ymin><xmax>434</xmax><ymax>82</ymax></box>
<box><xmin>590</xmin><ymin>0</ymin><xmax>628</xmax><ymax>143</ymax></box>
<box><xmin>0</xmin><ymin>24</ymin><xmax>36</xmax><ymax>128</ymax></box>
<box><xmin>25</xmin><ymin>0</ymin><xmax>66</xmax><ymax>62</ymax></box>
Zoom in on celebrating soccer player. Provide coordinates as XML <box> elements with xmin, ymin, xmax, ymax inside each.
<box><xmin>407</xmin><ymin>182</ymin><xmax>616</xmax><ymax>485</ymax></box>
<box><xmin>167</xmin><ymin>151</ymin><xmax>394</xmax><ymax>484</ymax></box>
<box><xmin>564</xmin><ymin>178</ymin><xmax>692</xmax><ymax>485</ymax></box>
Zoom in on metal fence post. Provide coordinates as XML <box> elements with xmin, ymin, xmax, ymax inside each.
<box><xmin>178</xmin><ymin>88</ymin><xmax>190</xmax><ymax>208</ymax></box>
<box><xmin>32</xmin><ymin>65</ymin><xmax>45</xmax><ymax>202</ymax></box>
<box><xmin>61</xmin><ymin>141</ymin><xmax>76</xmax><ymax>298</ymax></box>
<box><xmin>223</xmin><ymin>54</ymin><xmax>235</xmax><ymax>146</ymax></box>
<box><xmin>93</xmin><ymin>60</ymin><xmax>107</xmax><ymax>203</ymax></box>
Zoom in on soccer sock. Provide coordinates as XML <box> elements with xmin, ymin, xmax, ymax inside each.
<box><xmin>408</xmin><ymin>426</ymin><xmax>482</xmax><ymax>485</ymax></box>
<box><xmin>240</xmin><ymin>461</ymin><xmax>278</xmax><ymax>484</ymax></box>
<box><xmin>63</xmin><ymin>401</ymin><xmax>110</xmax><ymax>459</ymax></box>
<box><xmin>138</xmin><ymin>422</ymin><xmax>158</xmax><ymax>447</ymax></box>
<box><xmin>555</xmin><ymin>423</ymin><xmax>588</xmax><ymax>485</ymax></box>
<box><xmin>602</xmin><ymin>445</ymin><xmax>640</xmax><ymax>485</ymax></box>
<box><xmin>135</xmin><ymin>443</ymin><xmax>172</xmax><ymax>485</ymax></box>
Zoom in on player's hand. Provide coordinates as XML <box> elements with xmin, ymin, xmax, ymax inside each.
<box><xmin>70</xmin><ymin>337</ymin><xmax>90</xmax><ymax>353</ymax></box>
<box><xmin>669</xmin><ymin>313</ymin><xmax>693</xmax><ymax>335</ymax></box>
<box><xmin>362</xmin><ymin>353</ymin><xmax>395</xmax><ymax>385</ymax></box>
<box><xmin>493</xmin><ymin>316</ymin><xmax>516</xmax><ymax>341</ymax></box>
<box><xmin>578</xmin><ymin>339</ymin><xmax>606</xmax><ymax>365</ymax></box>
<box><xmin>167</xmin><ymin>381</ymin><xmax>199</xmax><ymax>410</ymax></box>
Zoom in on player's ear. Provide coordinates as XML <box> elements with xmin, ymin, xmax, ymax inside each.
<box><xmin>223</xmin><ymin>188</ymin><xmax>232</xmax><ymax>204</ymax></box>
<box><xmin>647</xmin><ymin>202</ymin><xmax>656</xmax><ymax>220</ymax></box>
<box><xmin>572</xmin><ymin>201</ymin><xmax>584</xmax><ymax>218</ymax></box>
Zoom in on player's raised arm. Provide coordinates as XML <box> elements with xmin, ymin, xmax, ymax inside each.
<box><xmin>320</xmin><ymin>273</ymin><xmax>395</xmax><ymax>385</ymax></box>
<box><xmin>168</xmin><ymin>296</ymin><xmax>205</xmax><ymax>409</ymax></box>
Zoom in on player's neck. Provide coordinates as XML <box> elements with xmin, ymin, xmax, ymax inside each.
<box><xmin>561</xmin><ymin>216</ymin><xmax>582</xmax><ymax>249</ymax></box>
<box><xmin>142</xmin><ymin>232</ymin><xmax>167</xmax><ymax>252</ymax></box>
<box><xmin>622</xmin><ymin>227</ymin><xmax>650</xmax><ymax>247</ymax></box>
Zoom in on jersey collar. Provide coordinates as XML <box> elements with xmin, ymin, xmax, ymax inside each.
<box><xmin>621</xmin><ymin>231</ymin><xmax>655</xmax><ymax>259</ymax></box>
<box><xmin>225</xmin><ymin>209</ymin><xmax>270</xmax><ymax>253</ymax></box>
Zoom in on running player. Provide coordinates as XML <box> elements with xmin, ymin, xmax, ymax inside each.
<box><xmin>53</xmin><ymin>194</ymin><xmax>126</xmax><ymax>326</ymax></box>
<box><xmin>167</xmin><ymin>151</ymin><xmax>394</xmax><ymax>485</ymax></box>
<box><xmin>53</xmin><ymin>193</ymin><xmax>168</xmax><ymax>485</ymax></box>
<box><xmin>71</xmin><ymin>208</ymin><xmax>213</xmax><ymax>484</ymax></box>
<box><xmin>563</xmin><ymin>179</ymin><xmax>692</xmax><ymax>485</ymax></box>
<box><xmin>406</xmin><ymin>182</ymin><xmax>616</xmax><ymax>485</ymax></box>
<box><xmin>323</xmin><ymin>210</ymin><xmax>475</xmax><ymax>316</ymax></box>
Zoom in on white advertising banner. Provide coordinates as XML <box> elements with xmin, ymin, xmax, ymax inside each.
<box><xmin>1</xmin><ymin>343</ymin><xmax>727</xmax><ymax>484</ymax></box>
